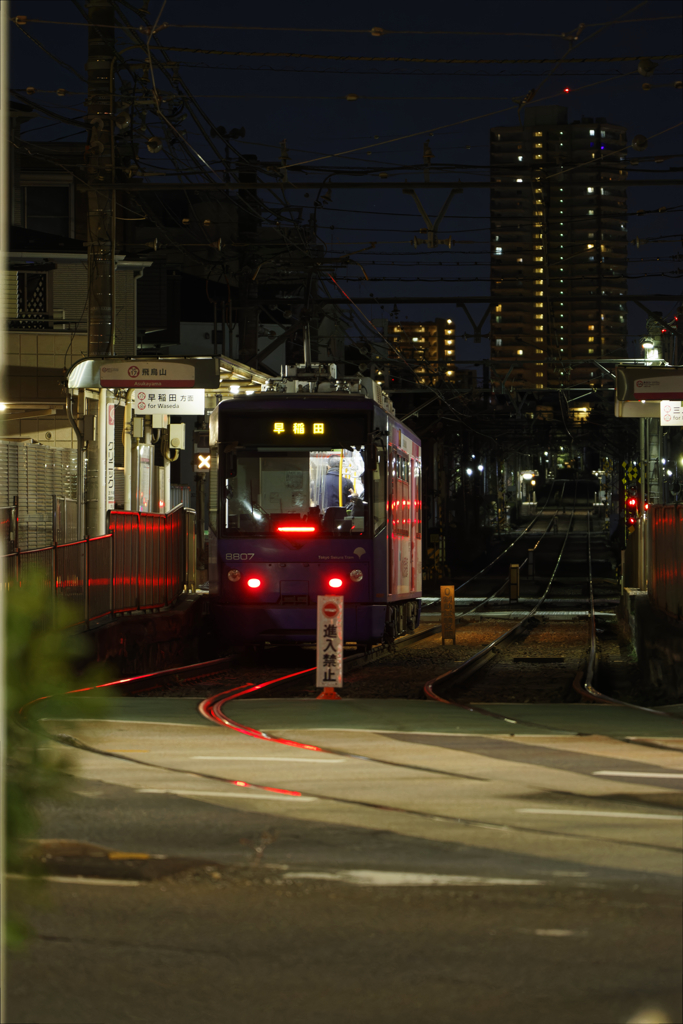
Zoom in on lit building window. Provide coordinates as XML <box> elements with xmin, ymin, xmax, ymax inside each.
<box><xmin>588</xmin><ymin>324</ymin><xmax>595</xmax><ymax>329</ymax></box>
<box><xmin>588</xmin><ymin>209</ymin><xmax>595</xmax><ymax>215</ymax></box>
<box><xmin>587</xmin><ymin>187</ymin><xmax>595</xmax><ymax>193</ymax></box>
<box><xmin>534</xmin><ymin>142</ymin><xmax>543</xmax><ymax>149</ymax></box>
<box><xmin>534</xmin><ymin>154</ymin><xmax>542</xmax><ymax>160</ymax></box>
<box><xmin>535</xmin><ymin>303</ymin><xmax>543</xmax><ymax>308</ymax></box>
<box><xmin>495</xmin><ymin>304</ymin><xmax>502</xmax><ymax>313</ymax></box>
<box><xmin>534</xmin><ymin>256</ymin><xmax>543</xmax><ymax>262</ymax></box>
<box><xmin>495</xmin><ymin>247</ymin><xmax>502</xmax><ymax>255</ymax></box>
<box><xmin>535</xmin><ymin>314</ymin><xmax>543</xmax><ymax>320</ymax></box>
<box><xmin>534</xmin><ymin>132</ymin><xmax>543</xmax><ymax>137</ymax></box>
<box><xmin>518</xmin><ymin>156</ymin><xmax>523</xmax><ymax>162</ymax></box>
<box><xmin>495</xmin><ymin>339</ymin><xmax>502</xmax><ymax>347</ymax></box>
<box><xmin>534</xmin><ymin>245</ymin><xmax>543</xmax><ymax>251</ymax></box>
<box><xmin>589</xmin><ymin>129</ymin><xmax>595</xmax><ymax>136</ymax></box>
<box><xmin>588</xmin><ymin>335</ymin><xmax>595</xmax><ymax>341</ymax></box>
<box><xmin>517</xmin><ymin>257</ymin><xmax>524</xmax><ymax>263</ymax></box>
<box><xmin>517</xmin><ymin>349</ymin><xmax>524</xmax><ymax>355</ymax></box>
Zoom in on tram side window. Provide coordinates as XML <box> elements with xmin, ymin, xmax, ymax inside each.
<box><xmin>209</xmin><ymin>445</ymin><xmax>219</xmax><ymax>533</ymax></box>
<box><xmin>373</xmin><ymin>446</ymin><xmax>386</xmax><ymax>536</ymax></box>
<box><xmin>414</xmin><ymin>459</ymin><xmax>422</xmax><ymax>538</ymax></box>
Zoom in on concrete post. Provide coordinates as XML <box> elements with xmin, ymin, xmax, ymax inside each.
<box><xmin>509</xmin><ymin>564</ymin><xmax>519</xmax><ymax>602</ymax></box>
<box><xmin>123</xmin><ymin>389</ymin><xmax>134</xmax><ymax>511</ymax></box>
<box><xmin>86</xmin><ymin>0</ymin><xmax>116</xmax><ymax>358</ymax></box>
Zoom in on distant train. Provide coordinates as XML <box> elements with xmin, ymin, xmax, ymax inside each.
<box><xmin>208</xmin><ymin>372</ymin><xmax>422</xmax><ymax>646</ymax></box>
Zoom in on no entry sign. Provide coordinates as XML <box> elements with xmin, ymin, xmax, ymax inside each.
<box><xmin>316</xmin><ymin>595</ymin><xmax>343</xmax><ymax>689</ymax></box>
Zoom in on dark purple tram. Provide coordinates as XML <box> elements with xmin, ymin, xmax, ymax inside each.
<box><xmin>207</xmin><ymin>379</ymin><xmax>422</xmax><ymax>646</ymax></box>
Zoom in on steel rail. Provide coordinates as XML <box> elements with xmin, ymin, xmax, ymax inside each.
<box><xmin>424</xmin><ymin>489</ymin><xmax>580</xmax><ymax>703</ymax></box>
<box><xmin>449</xmin><ymin>481</ymin><xmax>565</xmax><ymax>603</ymax></box>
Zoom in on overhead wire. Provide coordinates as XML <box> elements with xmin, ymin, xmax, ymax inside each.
<box><xmin>14</xmin><ymin>16</ymin><xmax>683</xmax><ymax>33</ymax></box>
<box><xmin>137</xmin><ymin>47</ymin><xmax>683</xmax><ymax>67</ymax></box>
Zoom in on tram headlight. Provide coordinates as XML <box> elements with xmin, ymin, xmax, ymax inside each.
<box><xmin>350</xmin><ymin>569</ymin><xmax>363</xmax><ymax>582</ymax></box>
<box><xmin>227</xmin><ymin>569</ymin><xmax>241</xmax><ymax>582</ymax></box>
<box><xmin>247</xmin><ymin>578</ymin><xmax>261</xmax><ymax>589</ymax></box>
<box><xmin>328</xmin><ymin>577</ymin><xmax>343</xmax><ymax>589</ymax></box>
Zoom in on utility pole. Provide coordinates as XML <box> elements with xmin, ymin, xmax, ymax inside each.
<box><xmin>86</xmin><ymin>0</ymin><xmax>116</xmax><ymax>357</ymax></box>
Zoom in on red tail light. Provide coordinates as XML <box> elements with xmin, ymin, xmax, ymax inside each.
<box><xmin>328</xmin><ymin>577</ymin><xmax>343</xmax><ymax>589</ymax></box>
<box><xmin>246</xmin><ymin>578</ymin><xmax>261</xmax><ymax>589</ymax></box>
<box><xmin>276</xmin><ymin>526</ymin><xmax>316</xmax><ymax>533</ymax></box>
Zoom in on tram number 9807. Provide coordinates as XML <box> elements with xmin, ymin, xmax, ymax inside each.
<box><xmin>225</xmin><ymin>552</ymin><xmax>255</xmax><ymax>560</ymax></box>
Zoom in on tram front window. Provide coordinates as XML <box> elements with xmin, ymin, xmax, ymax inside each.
<box><xmin>224</xmin><ymin>447</ymin><xmax>367</xmax><ymax>536</ymax></box>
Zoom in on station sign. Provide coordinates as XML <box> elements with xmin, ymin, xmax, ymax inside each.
<box><xmin>105</xmin><ymin>401</ymin><xmax>116</xmax><ymax>510</ymax></box>
<box><xmin>316</xmin><ymin>595</ymin><xmax>343</xmax><ymax>689</ymax></box>
<box><xmin>134</xmin><ymin>389</ymin><xmax>205</xmax><ymax>415</ymax></box>
<box><xmin>100</xmin><ymin>361</ymin><xmax>196</xmax><ymax>389</ymax></box>
<box><xmin>661</xmin><ymin>401</ymin><xmax>683</xmax><ymax>425</ymax></box>
<box><xmin>616</xmin><ymin>366</ymin><xmax>683</xmax><ymax>403</ymax></box>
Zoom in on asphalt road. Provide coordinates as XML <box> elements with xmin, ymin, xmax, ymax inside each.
<box><xmin>7</xmin><ymin>868</ymin><xmax>680</xmax><ymax>1024</ymax></box>
<box><xmin>7</xmin><ymin>693</ymin><xmax>683</xmax><ymax>1024</ymax></box>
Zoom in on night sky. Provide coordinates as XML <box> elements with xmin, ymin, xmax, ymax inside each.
<box><xmin>10</xmin><ymin>0</ymin><xmax>683</xmax><ymax>368</ymax></box>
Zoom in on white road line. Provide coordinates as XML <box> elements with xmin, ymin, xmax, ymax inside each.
<box><xmin>139</xmin><ymin>788</ymin><xmax>314</xmax><ymax>802</ymax></box>
<box><xmin>534</xmin><ymin>929</ymin><xmax>583</xmax><ymax>937</ymax></box>
<box><xmin>42</xmin><ymin>719</ymin><xmax>206</xmax><ymax>728</ymax></box>
<box><xmin>592</xmin><ymin>771</ymin><xmax>683</xmax><ymax>779</ymax></box>
<box><xmin>282</xmin><ymin>870</ymin><xmax>544</xmax><ymax>887</ymax></box>
<box><xmin>190</xmin><ymin>756</ymin><xmax>345</xmax><ymax>763</ymax></box>
<box><xmin>518</xmin><ymin>808</ymin><xmax>682</xmax><ymax>820</ymax></box>
<box><xmin>7</xmin><ymin>873</ymin><xmax>141</xmax><ymax>887</ymax></box>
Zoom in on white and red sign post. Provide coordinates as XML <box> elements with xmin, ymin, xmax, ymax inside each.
<box><xmin>316</xmin><ymin>595</ymin><xmax>343</xmax><ymax>699</ymax></box>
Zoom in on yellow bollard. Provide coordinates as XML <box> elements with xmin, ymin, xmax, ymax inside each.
<box><xmin>441</xmin><ymin>585</ymin><xmax>456</xmax><ymax>645</ymax></box>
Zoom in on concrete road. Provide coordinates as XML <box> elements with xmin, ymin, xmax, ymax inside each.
<box><xmin>7</xmin><ymin>695</ymin><xmax>682</xmax><ymax>1023</ymax></box>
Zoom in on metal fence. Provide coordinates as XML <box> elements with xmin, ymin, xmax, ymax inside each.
<box><xmin>108</xmin><ymin>505</ymin><xmax>195</xmax><ymax>613</ymax></box>
<box><xmin>649</xmin><ymin>505</ymin><xmax>683</xmax><ymax>619</ymax></box>
<box><xmin>2</xmin><ymin>505</ymin><xmax>196</xmax><ymax>629</ymax></box>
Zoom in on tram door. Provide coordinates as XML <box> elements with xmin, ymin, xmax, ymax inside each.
<box><xmin>389</xmin><ymin>445</ymin><xmax>411</xmax><ymax>595</ymax></box>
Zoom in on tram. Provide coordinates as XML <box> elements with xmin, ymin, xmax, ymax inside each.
<box><xmin>207</xmin><ymin>369</ymin><xmax>422</xmax><ymax>646</ymax></box>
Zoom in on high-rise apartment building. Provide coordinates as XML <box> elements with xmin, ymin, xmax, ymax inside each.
<box><xmin>489</xmin><ymin>106</ymin><xmax>628</xmax><ymax>390</ymax></box>
<box><xmin>389</xmin><ymin>318</ymin><xmax>456</xmax><ymax>384</ymax></box>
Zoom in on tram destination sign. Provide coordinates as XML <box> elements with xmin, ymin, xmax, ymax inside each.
<box><xmin>224</xmin><ymin>414</ymin><xmax>366</xmax><ymax>448</ymax></box>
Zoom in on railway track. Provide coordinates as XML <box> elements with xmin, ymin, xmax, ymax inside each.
<box><xmin>25</xmin><ymin>500</ymin><xmax>682</xmax><ymax>842</ymax></box>
<box><xmin>423</xmin><ymin>504</ymin><xmax>683</xmax><ymax>730</ymax></box>
<box><xmin>27</xmin><ymin>502</ymin><xmax>683</xmax><ymax>862</ymax></box>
